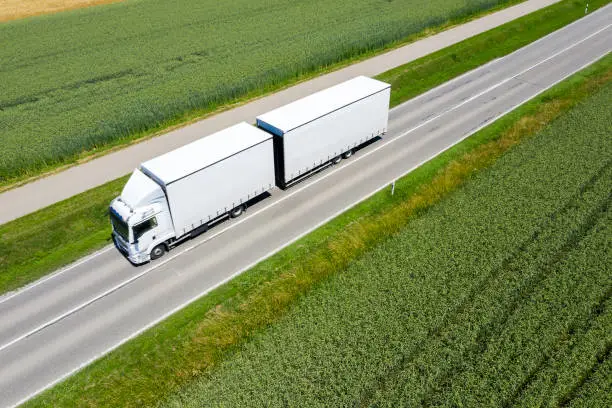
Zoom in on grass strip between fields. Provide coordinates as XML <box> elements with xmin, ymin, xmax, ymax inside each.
<box><xmin>0</xmin><ymin>0</ymin><xmax>607</xmax><ymax>297</ymax></box>
<box><xmin>24</xmin><ymin>48</ymin><xmax>612</xmax><ymax>408</ymax></box>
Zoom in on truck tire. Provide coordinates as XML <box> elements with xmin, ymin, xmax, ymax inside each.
<box><xmin>342</xmin><ymin>150</ymin><xmax>353</xmax><ymax>159</ymax></box>
<box><xmin>230</xmin><ymin>204</ymin><xmax>246</xmax><ymax>218</ymax></box>
<box><xmin>332</xmin><ymin>155</ymin><xmax>342</xmax><ymax>165</ymax></box>
<box><xmin>150</xmin><ymin>244</ymin><xmax>166</xmax><ymax>260</ymax></box>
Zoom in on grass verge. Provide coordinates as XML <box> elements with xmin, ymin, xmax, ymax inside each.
<box><xmin>0</xmin><ymin>176</ymin><xmax>127</xmax><ymax>295</ymax></box>
<box><xmin>1</xmin><ymin>0</ymin><xmax>606</xmax><ymax>296</ymax></box>
<box><xmin>24</xmin><ymin>45</ymin><xmax>612</xmax><ymax>408</ymax></box>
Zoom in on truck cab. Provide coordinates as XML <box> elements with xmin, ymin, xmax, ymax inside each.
<box><xmin>109</xmin><ymin>169</ymin><xmax>174</xmax><ymax>264</ymax></box>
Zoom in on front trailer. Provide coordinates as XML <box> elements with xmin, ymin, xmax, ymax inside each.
<box><xmin>110</xmin><ymin>123</ymin><xmax>275</xmax><ymax>264</ymax></box>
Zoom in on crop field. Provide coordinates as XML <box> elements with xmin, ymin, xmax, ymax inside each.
<box><xmin>160</xmin><ymin>81</ymin><xmax>612</xmax><ymax>406</ymax></box>
<box><xmin>0</xmin><ymin>0</ymin><xmax>513</xmax><ymax>182</ymax></box>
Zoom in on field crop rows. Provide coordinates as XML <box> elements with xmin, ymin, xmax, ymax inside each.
<box><xmin>0</xmin><ymin>0</ymin><xmax>512</xmax><ymax>182</ymax></box>
<box><xmin>160</xmin><ymin>81</ymin><xmax>612</xmax><ymax>406</ymax></box>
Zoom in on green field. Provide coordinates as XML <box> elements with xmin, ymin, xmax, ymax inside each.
<box><xmin>0</xmin><ymin>0</ymin><xmax>513</xmax><ymax>182</ymax></box>
<box><xmin>159</xmin><ymin>76</ymin><xmax>612</xmax><ymax>406</ymax></box>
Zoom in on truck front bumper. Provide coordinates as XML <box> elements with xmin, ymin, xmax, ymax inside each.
<box><xmin>127</xmin><ymin>252</ymin><xmax>150</xmax><ymax>265</ymax></box>
<box><xmin>112</xmin><ymin>233</ymin><xmax>150</xmax><ymax>265</ymax></box>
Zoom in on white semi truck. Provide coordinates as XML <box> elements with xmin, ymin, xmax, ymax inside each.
<box><xmin>110</xmin><ymin>76</ymin><xmax>390</xmax><ymax>264</ymax></box>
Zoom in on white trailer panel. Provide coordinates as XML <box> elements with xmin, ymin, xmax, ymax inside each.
<box><xmin>256</xmin><ymin>76</ymin><xmax>390</xmax><ymax>186</ymax></box>
<box><xmin>141</xmin><ymin>123</ymin><xmax>275</xmax><ymax>237</ymax></box>
<box><xmin>141</xmin><ymin>122</ymin><xmax>270</xmax><ymax>185</ymax></box>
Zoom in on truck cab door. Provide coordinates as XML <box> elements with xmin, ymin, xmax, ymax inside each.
<box><xmin>132</xmin><ymin>216</ymin><xmax>159</xmax><ymax>257</ymax></box>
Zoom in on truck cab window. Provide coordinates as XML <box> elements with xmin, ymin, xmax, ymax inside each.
<box><xmin>133</xmin><ymin>217</ymin><xmax>158</xmax><ymax>241</ymax></box>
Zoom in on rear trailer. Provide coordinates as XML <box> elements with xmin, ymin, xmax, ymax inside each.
<box><xmin>256</xmin><ymin>76</ymin><xmax>390</xmax><ymax>188</ymax></box>
<box><xmin>140</xmin><ymin>122</ymin><xmax>275</xmax><ymax>238</ymax></box>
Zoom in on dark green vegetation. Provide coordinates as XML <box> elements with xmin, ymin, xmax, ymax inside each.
<box><xmin>26</xmin><ymin>53</ymin><xmax>612</xmax><ymax>408</ymax></box>
<box><xmin>0</xmin><ymin>0</ymin><xmax>514</xmax><ymax>184</ymax></box>
<box><xmin>1</xmin><ymin>0</ymin><xmax>605</xmax><ymax>298</ymax></box>
<box><xmin>160</xmin><ymin>66</ymin><xmax>612</xmax><ymax>407</ymax></box>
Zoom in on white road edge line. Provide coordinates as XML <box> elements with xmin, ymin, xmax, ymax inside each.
<box><xmin>2</xmin><ymin>5</ymin><xmax>607</xmax><ymax>304</ymax></box>
<box><xmin>1</xmin><ymin>21</ymin><xmax>609</xmax><ymax>356</ymax></box>
<box><xmin>0</xmin><ymin>246</ymin><xmax>114</xmax><ymax>305</ymax></box>
<box><xmin>9</xmin><ymin>37</ymin><xmax>610</xmax><ymax>408</ymax></box>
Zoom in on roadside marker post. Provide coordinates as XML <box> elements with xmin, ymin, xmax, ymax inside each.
<box><xmin>391</xmin><ymin>180</ymin><xmax>396</xmax><ymax>196</ymax></box>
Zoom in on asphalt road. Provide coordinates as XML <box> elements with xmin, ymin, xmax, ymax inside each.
<box><xmin>0</xmin><ymin>0</ymin><xmax>562</xmax><ymax>225</ymax></box>
<box><xmin>0</xmin><ymin>6</ymin><xmax>610</xmax><ymax>407</ymax></box>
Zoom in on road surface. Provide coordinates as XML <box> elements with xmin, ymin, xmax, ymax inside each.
<box><xmin>0</xmin><ymin>5</ymin><xmax>609</xmax><ymax>407</ymax></box>
<box><xmin>0</xmin><ymin>0</ymin><xmax>562</xmax><ymax>225</ymax></box>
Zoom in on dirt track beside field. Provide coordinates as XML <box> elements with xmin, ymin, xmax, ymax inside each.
<box><xmin>0</xmin><ymin>0</ymin><xmax>122</xmax><ymax>22</ymax></box>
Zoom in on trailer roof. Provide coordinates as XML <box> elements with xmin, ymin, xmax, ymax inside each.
<box><xmin>141</xmin><ymin>122</ymin><xmax>271</xmax><ymax>185</ymax></box>
<box><xmin>256</xmin><ymin>76</ymin><xmax>390</xmax><ymax>135</ymax></box>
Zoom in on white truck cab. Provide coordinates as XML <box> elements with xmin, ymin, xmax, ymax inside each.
<box><xmin>109</xmin><ymin>122</ymin><xmax>275</xmax><ymax>265</ymax></box>
<box><xmin>109</xmin><ymin>169</ymin><xmax>174</xmax><ymax>264</ymax></box>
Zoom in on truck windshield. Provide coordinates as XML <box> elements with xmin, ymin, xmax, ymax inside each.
<box><xmin>110</xmin><ymin>210</ymin><xmax>129</xmax><ymax>242</ymax></box>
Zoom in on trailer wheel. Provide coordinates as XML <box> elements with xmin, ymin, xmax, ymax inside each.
<box><xmin>230</xmin><ymin>204</ymin><xmax>246</xmax><ymax>218</ymax></box>
<box><xmin>150</xmin><ymin>244</ymin><xmax>166</xmax><ymax>260</ymax></box>
<box><xmin>332</xmin><ymin>155</ymin><xmax>342</xmax><ymax>165</ymax></box>
<box><xmin>342</xmin><ymin>150</ymin><xmax>353</xmax><ymax>159</ymax></box>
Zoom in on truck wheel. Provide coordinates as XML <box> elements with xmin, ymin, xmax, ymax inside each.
<box><xmin>230</xmin><ymin>204</ymin><xmax>245</xmax><ymax>218</ymax></box>
<box><xmin>332</xmin><ymin>155</ymin><xmax>342</xmax><ymax>165</ymax></box>
<box><xmin>342</xmin><ymin>150</ymin><xmax>353</xmax><ymax>159</ymax></box>
<box><xmin>150</xmin><ymin>244</ymin><xmax>166</xmax><ymax>260</ymax></box>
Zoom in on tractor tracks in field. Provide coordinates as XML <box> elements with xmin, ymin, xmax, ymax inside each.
<box><xmin>354</xmin><ymin>159</ymin><xmax>612</xmax><ymax>407</ymax></box>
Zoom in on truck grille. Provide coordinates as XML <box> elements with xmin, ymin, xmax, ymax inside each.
<box><xmin>113</xmin><ymin>233</ymin><xmax>129</xmax><ymax>255</ymax></box>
